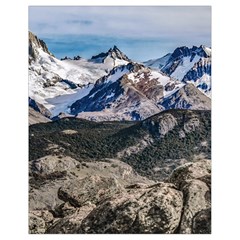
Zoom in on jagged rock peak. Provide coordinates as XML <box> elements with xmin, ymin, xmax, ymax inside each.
<box><xmin>29</xmin><ymin>31</ymin><xmax>53</xmax><ymax>58</ymax></box>
<box><xmin>61</xmin><ymin>55</ymin><xmax>82</xmax><ymax>61</ymax></box>
<box><xmin>60</xmin><ymin>56</ymin><xmax>72</xmax><ymax>60</ymax></box>
<box><xmin>171</xmin><ymin>45</ymin><xmax>211</xmax><ymax>60</ymax></box>
<box><xmin>108</xmin><ymin>45</ymin><xmax>130</xmax><ymax>61</ymax></box>
<box><xmin>108</xmin><ymin>45</ymin><xmax>119</xmax><ymax>52</ymax></box>
<box><xmin>91</xmin><ymin>45</ymin><xmax>130</xmax><ymax>62</ymax></box>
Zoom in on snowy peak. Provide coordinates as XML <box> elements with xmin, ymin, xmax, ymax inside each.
<box><xmin>171</xmin><ymin>46</ymin><xmax>192</xmax><ymax>59</ymax></box>
<box><xmin>108</xmin><ymin>45</ymin><xmax>130</xmax><ymax>61</ymax></box>
<box><xmin>144</xmin><ymin>45</ymin><xmax>212</xmax><ymax>97</ymax></box>
<box><xmin>90</xmin><ymin>45</ymin><xmax>130</xmax><ymax>66</ymax></box>
<box><xmin>70</xmin><ymin>62</ymin><xmax>185</xmax><ymax>120</ymax></box>
<box><xmin>28</xmin><ymin>32</ymin><xmax>112</xmax><ymax>118</ymax></box>
<box><xmin>29</xmin><ymin>31</ymin><xmax>53</xmax><ymax>61</ymax></box>
<box><xmin>171</xmin><ymin>45</ymin><xmax>211</xmax><ymax>60</ymax></box>
<box><xmin>200</xmin><ymin>45</ymin><xmax>211</xmax><ymax>57</ymax></box>
<box><xmin>145</xmin><ymin>45</ymin><xmax>211</xmax><ymax>73</ymax></box>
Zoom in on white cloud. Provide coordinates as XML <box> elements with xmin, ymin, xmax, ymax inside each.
<box><xmin>29</xmin><ymin>6</ymin><xmax>211</xmax><ymax>42</ymax></box>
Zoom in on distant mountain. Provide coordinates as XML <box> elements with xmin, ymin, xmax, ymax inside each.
<box><xmin>28</xmin><ymin>31</ymin><xmax>114</xmax><ymax>117</ymax></box>
<box><xmin>70</xmin><ymin>62</ymin><xmax>210</xmax><ymax>121</ymax></box>
<box><xmin>181</xmin><ymin>57</ymin><xmax>211</xmax><ymax>96</ymax></box>
<box><xmin>161</xmin><ymin>83</ymin><xmax>211</xmax><ymax>110</ymax></box>
<box><xmin>28</xmin><ymin>32</ymin><xmax>135</xmax><ymax>118</ymax></box>
<box><xmin>29</xmin><ymin>32</ymin><xmax>211</xmax><ymax>120</ymax></box>
<box><xmin>70</xmin><ymin>62</ymin><xmax>184</xmax><ymax>120</ymax></box>
<box><xmin>144</xmin><ymin>46</ymin><xmax>211</xmax><ymax>97</ymax></box>
<box><xmin>90</xmin><ymin>45</ymin><xmax>130</xmax><ymax>67</ymax></box>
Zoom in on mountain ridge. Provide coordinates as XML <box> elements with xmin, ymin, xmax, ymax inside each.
<box><xmin>29</xmin><ymin>32</ymin><xmax>211</xmax><ymax>121</ymax></box>
<box><xmin>144</xmin><ymin>45</ymin><xmax>211</xmax><ymax>97</ymax></box>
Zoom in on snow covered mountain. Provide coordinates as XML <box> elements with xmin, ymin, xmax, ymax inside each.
<box><xmin>144</xmin><ymin>45</ymin><xmax>211</xmax><ymax>97</ymax></box>
<box><xmin>70</xmin><ymin>62</ymin><xmax>209</xmax><ymax>121</ymax></box>
<box><xmin>29</xmin><ymin>31</ymin><xmax>131</xmax><ymax>117</ymax></box>
<box><xmin>161</xmin><ymin>83</ymin><xmax>211</xmax><ymax>110</ymax></box>
<box><xmin>90</xmin><ymin>45</ymin><xmax>130</xmax><ymax>68</ymax></box>
<box><xmin>144</xmin><ymin>53</ymin><xmax>171</xmax><ymax>70</ymax></box>
<box><xmin>29</xmin><ymin>32</ymin><xmax>210</xmax><ymax>121</ymax></box>
<box><xmin>70</xmin><ymin>63</ymin><xmax>163</xmax><ymax>120</ymax></box>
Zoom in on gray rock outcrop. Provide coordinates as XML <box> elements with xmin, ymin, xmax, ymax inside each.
<box><xmin>29</xmin><ymin>210</ymin><xmax>54</xmax><ymax>234</ymax></box>
<box><xmin>29</xmin><ymin>158</ymin><xmax>211</xmax><ymax>234</ymax></box>
<box><xmin>192</xmin><ymin>208</ymin><xmax>211</xmax><ymax>234</ymax></box>
<box><xmin>169</xmin><ymin>159</ymin><xmax>211</xmax><ymax>233</ymax></box>
<box><xmin>58</xmin><ymin>175</ymin><xmax>125</xmax><ymax>207</ymax></box>
<box><xmin>80</xmin><ymin>183</ymin><xmax>183</xmax><ymax>234</ymax></box>
<box><xmin>169</xmin><ymin>159</ymin><xmax>211</xmax><ymax>188</ymax></box>
<box><xmin>46</xmin><ymin>203</ymin><xmax>96</xmax><ymax>234</ymax></box>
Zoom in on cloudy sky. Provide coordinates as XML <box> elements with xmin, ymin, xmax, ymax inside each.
<box><xmin>29</xmin><ymin>6</ymin><xmax>211</xmax><ymax>61</ymax></box>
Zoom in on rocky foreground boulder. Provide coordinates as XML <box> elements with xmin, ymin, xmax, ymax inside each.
<box><xmin>29</xmin><ymin>210</ymin><xmax>54</xmax><ymax>234</ymax></box>
<box><xmin>58</xmin><ymin>175</ymin><xmax>125</xmax><ymax>208</ymax></box>
<box><xmin>192</xmin><ymin>208</ymin><xmax>211</xmax><ymax>234</ymax></box>
<box><xmin>169</xmin><ymin>159</ymin><xmax>211</xmax><ymax>233</ymax></box>
<box><xmin>80</xmin><ymin>183</ymin><xmax>183</xmax><ymax>234</ymax></box>
<box><xmin>169</xmin><ymin>159</ymin><xmax>211</xmax><ymax>188</ymax></box>
<box><xmin>29</xmin><ymin>159</ymin><xmax>211</xmax><ymax>234</ymax></box>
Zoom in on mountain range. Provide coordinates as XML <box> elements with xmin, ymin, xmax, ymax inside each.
<box><xmin>29</xmin><ymin>31</ymin><xmax>211</xmax><ymax>122</ymax></box>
